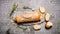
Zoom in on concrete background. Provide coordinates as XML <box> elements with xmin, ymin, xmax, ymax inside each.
<box><xmin>0</xmin><ymin>0</ymin><xmax>60</xmax><ymax>34</ymax></box>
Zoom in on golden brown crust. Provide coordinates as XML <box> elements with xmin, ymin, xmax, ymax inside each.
<box><xmin>14</xmin><ymin>11</ymin><xmax>41</xmax><ymax>23</ymax></box>
<box><xmin>37</xmin><ymin>11</ymin><xmax>41</xmax><ymax>20</ymax></box>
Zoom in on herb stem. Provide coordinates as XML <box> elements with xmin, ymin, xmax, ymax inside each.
<box><xmin>10</xmin><ymin>2</ymin><xmax>18</xmax><ymax>16</ymax></box>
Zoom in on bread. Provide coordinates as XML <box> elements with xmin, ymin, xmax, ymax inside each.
<box><xmin>14</xmin><ymin>11</ymin><xmax>41</xmax><ymax>23</ymax></box>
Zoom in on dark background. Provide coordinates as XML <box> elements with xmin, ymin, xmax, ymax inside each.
<box><xmin>0</xmin><ymin>0</ymin><xmax>60</xmax><ymax>34</ymax></box>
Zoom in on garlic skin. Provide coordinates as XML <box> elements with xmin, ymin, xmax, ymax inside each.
<box><xmin>33</xmin><ymin>24</ymin><xmax>41</xmax><ymax>30</ymax></box>
<box><xmin>44</xmin><ymin>13</ymin><xmax>50</xmax><ymax>21</ymax></box>
<box><xmin>39</xmin><ymin>6</ymin><xmax>45</xmax><ymax>13</ymax></box>
<box><xmin>45</xmin><ymin>22</ymin><xmax>53</xmax><ymax>29</ymax></box>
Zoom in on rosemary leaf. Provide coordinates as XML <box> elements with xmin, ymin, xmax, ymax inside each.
<box><xmin>10</xmin><ymin>2</ymin><xmax>18</xmax><ymax>16</ymax></box>
<box><xmin>19</xmin><ymin>26</ymin><xmax>27</xmax><ymax>30</ymax></box>
<box><xmin>22</xmin><ymin>27</ymin><xmax>27</xmax><ymax>30</ymax></box>
<box><xmin>23</xmin><ymin>6</ymin><xmax>32</xmax><ymax>9</ymax></box>
<box><xmin>16</xmin><ymin>24</ymin><xmax>27</xmax><ymax>30</ymax></box>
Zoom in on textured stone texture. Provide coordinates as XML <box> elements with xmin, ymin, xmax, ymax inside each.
<box><xmin>0</xmin><ymin>0</ymin><xmax>60</xmax><ymax>34</ymax></box>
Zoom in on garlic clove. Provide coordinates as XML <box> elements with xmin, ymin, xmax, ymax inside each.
<box><xmin>44</xmin><ymin>13</ymin><xmax>50</xmax><ymax>21</ymax></box>
<box><xmin>39</xmin><ymin>6</ymin><xmax>46</xmax><ymax>13</ymax></box>
<box><xmin>33</xmin><ymin>24</ymin><xmax>41</xmax><ymax>30</ymax></box>
<box><xmin>45</xmin><ymin>21</ymin><xmax>53</xmax><ymax>29</ymax></box>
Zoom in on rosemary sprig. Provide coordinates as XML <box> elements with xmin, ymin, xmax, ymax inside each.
<box><xmin>10</xmin><ymin>2</ymin><xmax>18</xmax><ymax>16</ymax></box>
<box><xmin>16</xmin><ymin>24</ymin><xmax>27</xmax><ymax>30</ymax></box>
<box><xmin>19</xmin><ymin>27</ymin><xmax>27</xmax><ymax>30</ymax></box>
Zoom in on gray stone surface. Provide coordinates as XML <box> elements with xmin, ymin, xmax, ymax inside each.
<box><xmin>0</xmin><ymin>0</ymin><xmax>60</xmax><ymax>34</ymax></box>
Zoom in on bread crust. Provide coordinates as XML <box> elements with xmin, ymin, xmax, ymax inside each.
<box><xmin>14</xmin><ymin>11</ymin><xmax>41</xmax><ymax>23</ymax></box>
